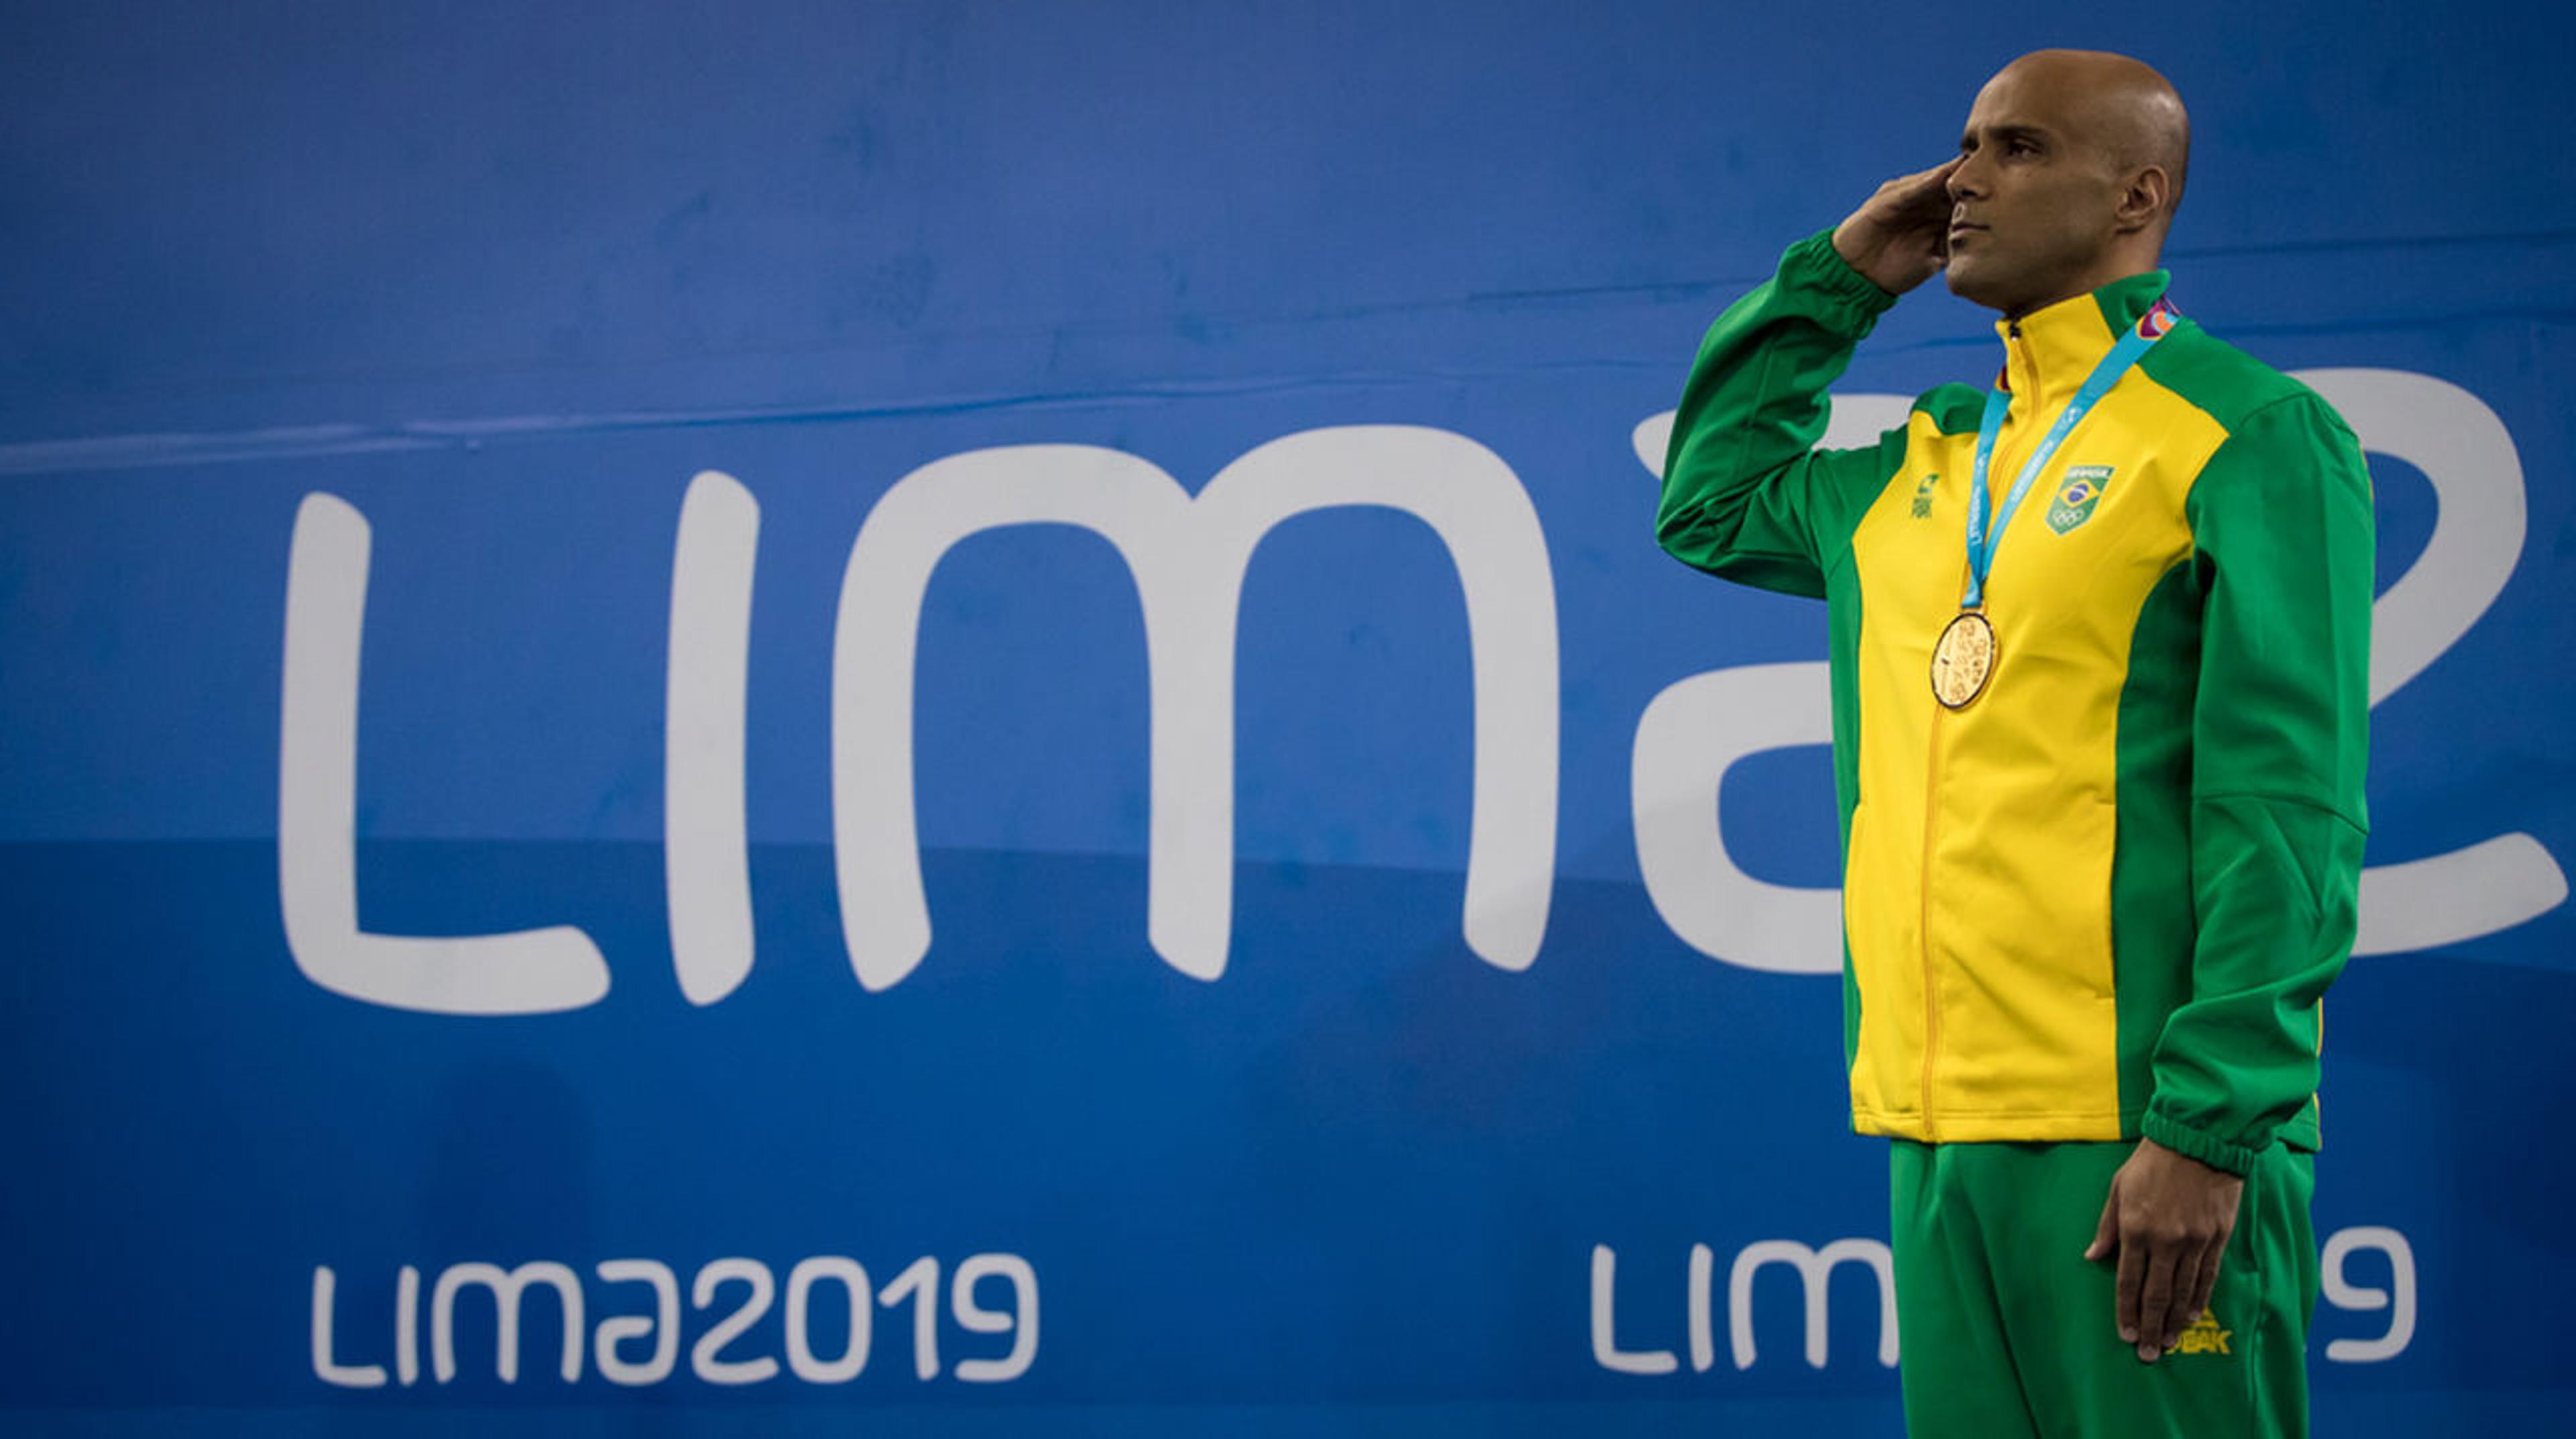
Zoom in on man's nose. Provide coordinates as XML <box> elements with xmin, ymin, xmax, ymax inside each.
<box><xmin>1947</xmin><ymin>154</ymin><xmax>1986</xmax><ymax>201</ymax></box>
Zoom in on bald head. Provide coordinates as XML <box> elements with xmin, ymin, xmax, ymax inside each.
<box><xmin>1942</xmin><ymin>50</ymin><xmax>2193</xmax><ymax>315</ymax></box>
<box><xmin>1993</xmin><ymin>50</ymin><xmax>2192</xmax><ymax>221</ymax></box>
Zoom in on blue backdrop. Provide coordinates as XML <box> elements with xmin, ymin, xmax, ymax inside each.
<box><xmin>4</xmin><ymin>3</ymin><xmax>2571</xmax><ymax>1433</ymax></box>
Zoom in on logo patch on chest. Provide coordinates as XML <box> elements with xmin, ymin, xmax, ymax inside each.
<box><xmin>2045</xmin><ymin>464</ymin><xmax>2115</xmax><ymax>534</ymax></box>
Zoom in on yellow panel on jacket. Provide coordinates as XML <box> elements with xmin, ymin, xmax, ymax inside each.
<box><xmin>1843</xmin><ymin>293</ymin><xmax>2228</xmax><ymax>1142</ymax></box>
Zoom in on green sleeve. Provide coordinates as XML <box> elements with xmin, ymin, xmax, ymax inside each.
<box><xmin>2142</xmin><ymin>392</ymin><xmax>2374</xmax><ymax>1176</ymax></box>
<box><xmin>1656</xmin><ymin>229</ymin><xmax>1909</xmax><ymax>597</ymax></box>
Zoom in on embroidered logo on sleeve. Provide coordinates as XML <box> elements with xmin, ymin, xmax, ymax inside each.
<box><xmin>2045</xmin><ymin>464</ymin><xmax>2114</xmax><ymax>534</ymax></box>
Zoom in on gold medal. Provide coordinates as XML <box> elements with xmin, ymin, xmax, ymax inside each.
<box><xmin>1931</xmin><ymin>610</ymin><xmax>1996</xmax><ymax>709</ymax></box>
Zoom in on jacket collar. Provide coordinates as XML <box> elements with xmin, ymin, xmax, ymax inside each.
<box><xmin>1994</xmin><ymin>269</ymin><xmax>2172</xmax><ymax>417</ymax></box>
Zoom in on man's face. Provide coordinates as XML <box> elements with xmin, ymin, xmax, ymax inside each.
<box><xmin>1943</xmin><ymin>66</ymin><xmax>2129</xmax><ymax>316</ymax></box>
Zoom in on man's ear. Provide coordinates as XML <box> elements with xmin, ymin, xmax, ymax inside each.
<box><xmin>2114</xmin><ymin>166</ymin><xmax>2171</xmax><ymax>235</ymax></box>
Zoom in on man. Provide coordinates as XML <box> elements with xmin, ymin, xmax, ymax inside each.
<box><xmin>1656</xmin><ymin>50</ymin><xmax>2371</xmax><ymax>1438</ymax></box>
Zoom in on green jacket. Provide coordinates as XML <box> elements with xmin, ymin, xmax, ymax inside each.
<box><xmin>1658</xmin><ymin>229</ymin><xmax>2373</xmax><ymax>1175</ymax></box>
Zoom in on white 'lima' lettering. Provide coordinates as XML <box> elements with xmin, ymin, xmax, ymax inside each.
<box><xmin>830</xmin><ymin>425</ymin><xmax>1559</xmax><ymax>988</ymax></box>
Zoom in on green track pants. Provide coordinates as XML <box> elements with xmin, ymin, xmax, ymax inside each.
<box><xmin>1889</xmin><ymin>1139</ymin><xmax>2318</xmax><ymax>1438</ymax></box>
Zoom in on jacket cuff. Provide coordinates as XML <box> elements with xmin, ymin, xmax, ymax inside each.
<box><xmin>2141</xmin><ymin>1110</ymin><xmax>2261</xmax><ymax>1178</ymax></box>
<box><xmin>1779</xmin><ymin>228</ymin><xmax>1901</xmax><ymax>327</ymax></box>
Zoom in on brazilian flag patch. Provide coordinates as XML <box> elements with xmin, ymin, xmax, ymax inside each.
<box><xmin>2046</xmin><ymin>464</ymin><xmax>2114</xmax><ymax>534</ymax></box>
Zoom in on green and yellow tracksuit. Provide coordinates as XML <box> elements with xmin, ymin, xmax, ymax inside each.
<box><xmin>1658</xmin><ymin>231</ymin><xmax>2372</xmax><ymax>1436</ymax></box>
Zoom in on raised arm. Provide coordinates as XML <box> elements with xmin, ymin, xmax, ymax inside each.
<box><xmin>1657</xmin><ymin>162</ymin><xmax>1960</xmax><ymax>596</ymax></box>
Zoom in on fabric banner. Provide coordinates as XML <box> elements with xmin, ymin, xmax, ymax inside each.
<box><xmin>3</xmin><ymin>3</ymin><xmax>2569</xmax><ymax>1432</ymax></box>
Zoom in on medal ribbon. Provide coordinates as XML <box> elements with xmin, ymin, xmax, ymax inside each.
<box><xmin>1961</xmin><ymin>297</ymin><xmax>2178</xmax><ymax>610</ymax></box>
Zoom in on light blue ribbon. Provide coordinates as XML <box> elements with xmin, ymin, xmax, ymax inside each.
<box><xmin>1962</xmin><ymin>301</ymin><xmax>2176</xmax><ymax>610</ymax></box>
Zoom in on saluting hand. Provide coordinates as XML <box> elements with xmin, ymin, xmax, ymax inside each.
<box><xmin>2085</xmin><ymin>1137</ymin><xmax>2246</xmax><ymax>1363</ymax></box>
<box><xmin>1831</xmin><ymin>158</ymin><xmax>1964</xmax><ymax>296</ymax></box>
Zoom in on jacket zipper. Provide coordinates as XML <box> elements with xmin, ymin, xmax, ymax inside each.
<box><xmin>1917</xmin><ymin>698</ymin><xmax>1947</xmax><ymax>1142</ymax></box>
<box><xmin>1918</xmin><ymin>318</ymin><xmax>2031</xmax><ymax>1140</ymax></box>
